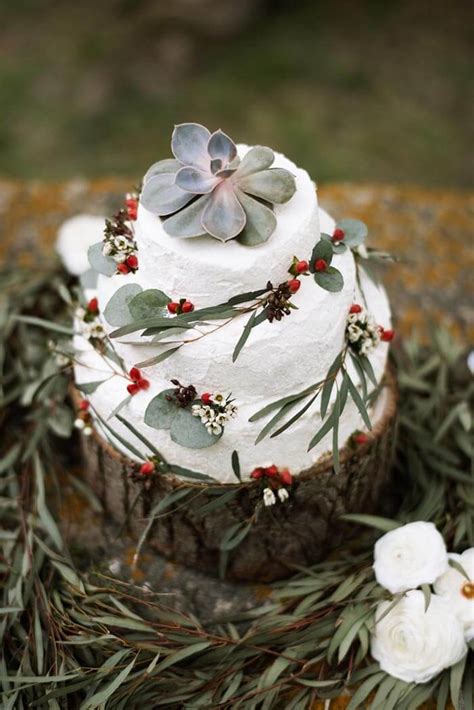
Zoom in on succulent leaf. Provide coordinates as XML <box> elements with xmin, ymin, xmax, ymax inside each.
<box><xmin>202</xmin><ymin>182</ymin><xmax>246</xmax><ymax>242</ymax></box>
<box><xmin>234</xmin><ymin>146</ymin><xmax>274</xmax><ymax>178</ymax></box>
<box><xmin>163</xmin><ymin>195</ymin><xmax>209</xmax><ymax>238</ymax></box>
<box><xmin>207</xmin><ymin>129</ymin><xmax>237</xmax><ymax>164</ymax></box>
<box><xmin>175</xmin><ymin>166</ymin><xmax>220</xmax><ymax>194</ymax></box>
<box><xmin>143</xmin><ymin>158</ymin><xmax>181</xmax><ymax>184</ymax></box>
<box><xmin>142</xmin><ymin>124</ymin><xmax>297</xmax><ymax>243</ymax></box>
<box><xmin>171</xmin><ymin>123</ymin><xmax>210</xmax><ymax>169</ymax></box>
<box><xmin>235</xmin><ymin>189</ymin><xmax>277</xmax><ymax>246</ymax></box>
<box><xmin>237</xmin><ymin>168</ymin><xmax>296</xmax><ymax>204</ymax></box>
<box><xmin>141</xmin><ymin>172</ymin><xmax>192</xmax><ymax>215</ymax></box>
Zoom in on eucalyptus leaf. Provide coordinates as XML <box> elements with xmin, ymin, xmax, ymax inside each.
<box><xmin>336</xmin><ymin>218</ymin><xmax>368</xmax><ymax>247</ymax></box>
<box><xmin>310</xmin><ymin>239</ymin><xmax>333</xmax><ymax>269</ymax></box>
<box><xmin>76</xmin><ymin>380</ymin><xmax>108</xmax><ymax>394</ymax></box>
<box><xmin>314</xmin><ymin>266</ymin><xmax>344</xmax><ymax>292</ymax></box>
<box><xmin>128</xmin><ymin>289</ymin><xmax>171</xmax><ymax>320</ymax></box>
<box><xmin>171</xmin><ymin>407</ymin><xmax>221</xmax><ymax>449</ymax></box>
<box><xmin>103</xmin><ymin>284</ymin><xmax>142</xmax><ymax>327</ymax></box>
<box><xmin>88</xmin><ymin>242</ymin><xmax>116</xmax><ymax>277</ymax></box>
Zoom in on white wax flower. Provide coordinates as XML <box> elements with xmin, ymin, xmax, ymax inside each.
<box><xmin>371</xmin><ymin>590</ymin><xmax>467</xmax><ymax>684</ymax></box>
<box><xmin>263</xmin><ymin>488</ymin><xmax>276</xmax><ymax>507</ymax></box>
<box><xmin>373</xmin><ymin>521</ymin><xmax>448</xmax><ymax>594</ymax></box>
<box><xmin>433</xmin><ymin>548</ymin><xmax>474</xmax><ymax>641</ymax></box>
<box><xmin>56</xmin><ymin>215</ymin><xmax>106</xmax><ymax>275</ymax></box>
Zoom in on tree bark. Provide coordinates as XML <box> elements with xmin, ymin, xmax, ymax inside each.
<box><xmin>75</xmin><ymin>373</ymin><xmax>397</xmax><ymax>582</ymax></box>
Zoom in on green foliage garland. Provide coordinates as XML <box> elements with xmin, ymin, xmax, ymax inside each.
<box><xmin>0</xmin><ymin>265</ymin><xmax>472</xmax><ymax>709</ymax></box>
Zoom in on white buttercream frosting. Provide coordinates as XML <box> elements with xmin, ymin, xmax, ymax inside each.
<box><xmin>69</xmin><ymin>147</ymin><xmax>391</xmax><ymax>482</ymax></box>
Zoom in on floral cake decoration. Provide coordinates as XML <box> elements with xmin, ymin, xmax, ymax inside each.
<box><xmin>140</xmin><ymin>122</ymin><xmax>297</xmax><ymax>244</ymax></box>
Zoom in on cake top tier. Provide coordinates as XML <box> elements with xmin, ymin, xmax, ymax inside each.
<box><xmin>135</xmin><ymin>144</ymin><xmax>319</xmax><ymax>306</ymax></box>
<box><xmin>140</xmin><ymin>122</ymin><xmax>297</xmax><ymax>245</ymax></box>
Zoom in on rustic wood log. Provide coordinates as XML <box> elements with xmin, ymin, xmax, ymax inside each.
<box><xmin>74</xmin><ymin>372</ymin><xmax>397</xmax><ymax>582</ymax></box>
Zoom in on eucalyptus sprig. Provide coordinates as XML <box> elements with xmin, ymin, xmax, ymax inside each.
<box><xmin>250</xmin><ymin>346</ymin><xmax>376</xmax><ymax>473</ymax></box>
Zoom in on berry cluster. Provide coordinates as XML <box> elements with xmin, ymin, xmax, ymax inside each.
<box><xmin>250</xmin><ymin>464</ymin><xmax>293</xmax><ymax>506</ymax></box>
<box><xmin>167</xmin><ymin>299</ymin><xmax>194</xmax><ymax>315</ymax></box>
<box><xmin>346</xmin><ymin>304</ymin><xmax>395</xmax><ymax>356</ymax></box>
<box><xmin>166</xmin><ymin>379</ymin><xmax>197</xmax><ymax>408</ymax></box>
<box><xmin>74</xmin><ymin>399</ymin><xmax>93</xmax><ymax>437</ymax></box>
<box><xmin>75</xmin><ymin>298</ymin><xmax>106</xmax><ymax>341</ymax></box>
<box><xmin>125</xmin><ymin>193</ymin><xmax>138</xmax><ymax>221</ymax></box>
<box><xmin>102</xmin><ymin>204</ymin><xmax>138</xmax><ymax>275</ymax></box>
<box><xmin>192</xmin><ymin>392</ymin><xmax>238</xmax><ymax>436</ymax></box>
<box><xmin>126</xmin><ymin>367</ymin><xmax>150</xmax><ymax>395</ymax></box>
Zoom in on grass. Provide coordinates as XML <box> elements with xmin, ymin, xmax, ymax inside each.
<box><xmin>0</xmin><ymin>0</ymin><xmax>472</xmax><ymax>186</ymax></box>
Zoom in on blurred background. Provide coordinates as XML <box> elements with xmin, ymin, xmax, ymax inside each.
<box><xmin>0</xmin><ymin>0</ymin><xmax>472</xmax><ymax>186</ymax></box>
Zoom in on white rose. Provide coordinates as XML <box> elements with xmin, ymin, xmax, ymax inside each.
<box><xmin>371</xmin><ymin>590</ymin><xmax>467</xmax><ymax>683</ymax></box>
<box><xmin>56</xmin><ymin>215</ymin><xmax>106</xmax><ymax>275</ymax></box>
<box><xmin>373</xmin><ymin>521</ymin><xmax>448</xmax><ymax>594</ymax></box>
<box><xmin>434</xmin><ymin>548</ymin><xmax>474</xmax><ymax>641</ymax></box>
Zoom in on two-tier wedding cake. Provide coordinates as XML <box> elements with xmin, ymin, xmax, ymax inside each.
<box><xmin>58</xmin><ymin>123</ymin><xmax>397</xmax><ymax>580</ymax></box>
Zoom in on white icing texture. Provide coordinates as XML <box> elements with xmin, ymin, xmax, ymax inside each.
<box><xmin>70</xmin><ymin>148</ymin><xmax>392</xmax><ymax>482</ymax></box>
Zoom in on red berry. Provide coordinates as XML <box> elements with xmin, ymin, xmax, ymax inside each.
<box><xmin>167</xmin><ymin>302</ymin><xmax>179</xmax><ymax>314</ymax></box>
<box><xmin>314</xmin><ymin>259</ymin><xmax>327</xmax><ymax>272</ymax></box>
<box><xmin>332</xmin><ymin>228</ymin><xmax>345</xmax><ymax>241</ymax></box>
<box><xmin>181</xmin><ymin>301</ymin><xmax>194</xmax><ymax>313</ymax></box>
<box><xmin>288</xmin><ymin>278</ymin><xmax>301</xmax><ymax>293</ymax></box>
<box><xmin>201</xmin><ymin>392</ymin><xmax>212</xmax><ymax>405</ymax></box>
<box><xmin>140</xmin><ymin>461</ymin><xmax>155</xmax><ymax>475</ymax></box>
<box><xmin>117</xmin><ymin>263</ymin><xmax>130</xmax><ymax>274</ymax></box>
<box><xmin>126</xmin><ymin>254</ymin><xmax>138</xmax><ymax>269</ymax></box>
<box><xmin>79</xmin><ymin>399</ymin><xmax>90</xmax><ymax>411</ymax></box>
<box><xmin>138</xmin><ymin>378</ymin><xmax>150</xmax><ymax>391</ymax></box>
<box><xmin>250</xmin><ymin>467</ymin><xmax>264</xmax><ymax>479</ymax></box>
<box><xmin>296</xmin><ymin>260</ymin><xmax>309</xmax><ymax>274</ymax></box>
<box><xmin>350</xmin><ymin>304</ymin><xmax>362</xmax><ymax>314</ymax></box>
<box><xmin>279</xmin><ymin>468</ymin><xmax>293</xmax><ymax>486</ymax></box>
<box><xmin>87</xmin><ymin>297</ymin><xmax>99</xmax><ymax>314</ymax></box>
<box><xmin>127</xmin><ymin>383</ymin><xmax>140</xmax><ymax>396</ymax></box>
<box><xmin>381</xmin><ymin>328</ymin><xmax>395</xmax><ymax>342</ymax></box>
<box><xmin>129</xmin><ymin>367</ymin><xmax>141</xmax><ymax>381</ymax></box>
<box><xmin>265</xmin><ymin>465</ymin><xmax>279</xmax><ymax>478</ymax></box>
<box><xmin>354</xmin><ymin>433</ymin><xmax>369</xmax><ymax>445</ymax></box>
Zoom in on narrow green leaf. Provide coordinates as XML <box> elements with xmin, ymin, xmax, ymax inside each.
<box><xmin>307</xmin><ymin>409</ymin><xmax>335</xmax><ymax>451</ymax></box>
<box><xmin>340</xmin><ymin>513</ymin><xmax>401</xmax><ymax>532</ymax></box>
<box><xmin>115</xmin><ymin>414</ymin><xmax>165</xmax><ymax>459</ymax></box>
<box><xmin>346</xmin><ymin>373</ymin><xmax>372</xmax><ymax>430</ymax></box>
<box><xmin>270</xmin><ymin>392</ymin><xmax>319</xmax><ymax>439</ymax></box>
<box><xmin>233</xmin><ymin>310</ymin><xmax>258</xmax><ymax>362</ymax></box>
<box><xmin>134</xmin><ymin>345</ymin><xmax>182</xmax><ymax>369</ymax></box>
<box><xmin>231</xmin><ymin>450</ymin><xmax>241</xmax><ymax>481</ymax></box>
<box><xmin>83</xmin><ymin>655</ymin><xmax>136</xmax><ymax>709</ymax></box>
<box><xmin>153</xmin><ymin>641</ymin><xmax>212</xmax><ymax>673</ymax></box>
<box><xmin>14</xmin><ymin>315</ymin><xmax>73</xmax><ymax>336</ymax></box>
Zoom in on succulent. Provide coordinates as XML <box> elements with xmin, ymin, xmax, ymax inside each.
<box><xmin>140</xmin><ymin>122</ymin><xmax>297</xmax><ymax>245</ymax></box>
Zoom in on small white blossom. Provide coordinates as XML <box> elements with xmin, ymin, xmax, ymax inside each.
<box><xmin>192</xmin><ymin>404</ymin><xmax>206</xmax><ymax>417</ymax></box>
<box><xmin>74</xmin><ymin>418</ymin><xmax>85</xmax><ymax>430</ymax></box>
<box><xmin>102</xmin><ymin>241</ymin><xmax>114</xmax><ymax>256</ymax></box>
<box><xmin>90</xmin><ymin>323</ymin><xmax>106</xmax><ymax>340</ymax></box>
<box><xmin>114</xmin><ymin>235</ymin><xmax>129</xmax><ymax>250</ymax></box>
<box><xmin>347</xmin><ymin>324</ymin><xmax>363</xmax><ymax>342</ymax></box>
<box><xmin>225</xmin><ymin>402</ymin><xmax>238</xmax><ymax>418</ymax></box>
<box><xmin>205</xmin><ymin>421</ymin><xmax>222</xmax><ymax>436</ymax></box>
<box><xmin>75</xmin><ymin>306</ymin><xmax>86</xmax><ymax>320</ymax></box>
<box><xmin>210</xmin><ymin>393</ymin><xmax>225</xmax><ymax>405</ymax></box>
<box><xmin>83</xmin><ymin>426</ymin><xmax>93</xmax><ymax>436</ymax></box>
<box><xmin>263</xmin><ymin>488</ymin><xmax>276</xmax><ymax>507</ymax></box>
<box><xmin>278</xmin><ymin>488</ymin><xmax>289</xmax><ymax>503</ymax></box>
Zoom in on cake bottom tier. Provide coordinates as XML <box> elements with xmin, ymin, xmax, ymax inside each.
<box><xmin>75</xmin><ymin>373</ymin><xmax>397</xmax><ymax>582</ymax></box>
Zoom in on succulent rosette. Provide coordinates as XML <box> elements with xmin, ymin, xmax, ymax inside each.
<box><xmin>140</xmin><ymin>123</ymin><xmax>296</xmax><ymax>245</ymax></box>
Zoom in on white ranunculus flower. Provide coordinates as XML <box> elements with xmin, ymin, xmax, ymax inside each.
<box><xmin>434</xmin><ymin>548</ymin><xmax>474</xmax><ymax>641</ymax></box>
<box><xmin>371</xmin><ymin>590</ymin><xmax>467</xmax><ymax>683</ymax></box>
<box><xmin>56</xmin><ymin>215</ymin><xmax>106</xmax><ymax>275</ymax></box>
<box><xmin>373</xmin><ymin>521</ymin><xmax>448</xmax><ymax>594</ymax></box>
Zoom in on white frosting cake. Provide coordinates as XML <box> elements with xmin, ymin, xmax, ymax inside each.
<box><xmin>68</xmin><ymin>143</ymin><xmax>391</xmax><ymax>483</ymax></box>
